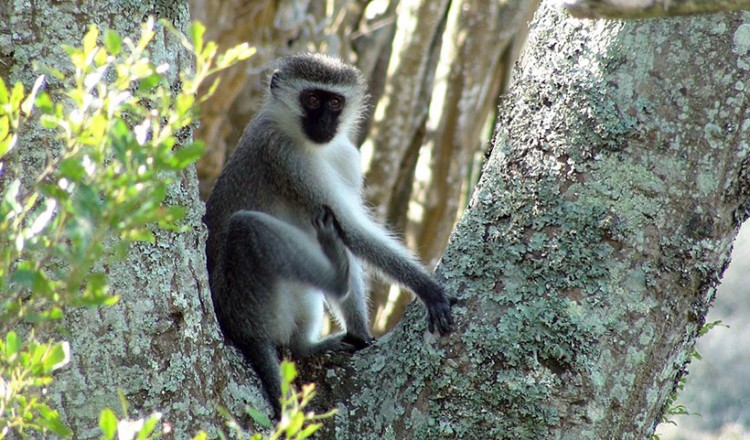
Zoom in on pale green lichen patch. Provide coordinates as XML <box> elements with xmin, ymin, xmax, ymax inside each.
<box><xmin>732</xmin><ymin>23</ymin><xmax>750</xmax><ymax>55</ymax></box>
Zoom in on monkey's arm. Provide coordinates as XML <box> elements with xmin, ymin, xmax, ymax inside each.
<box><xmin>225</xmin><ymin>209</ymin><xmax>349</xmax><ymax>298</ymax></box>
<box><xmin>334</xmin><ymin>207</ymin><xmax>453</xmax><ymax>335</ymax></box>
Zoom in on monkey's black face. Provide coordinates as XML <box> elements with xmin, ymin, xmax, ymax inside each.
<box><xmin>299</xmin><ymin>89</ymin><xmax>345</xmax><ymax>144</ymax></box>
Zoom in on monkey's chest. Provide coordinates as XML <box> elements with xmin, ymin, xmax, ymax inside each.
<box><xmin>269</xmin><ymin>282</ymin><xmax>326</xmax><ymax>344</ymax></box>
<box><xmin>320</xmin><ymin>140</ymin><xmax>363</xmax><ymax>192</ymax></box>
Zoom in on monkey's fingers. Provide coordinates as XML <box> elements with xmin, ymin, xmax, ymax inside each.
<box><xmin>321</xmin><ymin>204</ymin><xmax>347</xmax><ymax>240</ymax></box>
<box><xmin>341</xmin><ymin>333</ymin><xmax>376</xmax><ymax>350</ymax></box>
<box><xmin>321</xmin><ymin>204</ymin><xmax>335</xmax><ymax>224</ymax></box>
<box><xmin>427</xmin><ymin>300</ymin><xmax>453</xmax><ymax>335</ymax></box>
<box><xmin>312</xmin><ymin>205</ymin><xmax>330</xmax><ymax>230</ymax></box>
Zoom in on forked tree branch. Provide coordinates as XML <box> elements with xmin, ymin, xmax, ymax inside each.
<box><xmin>561</xmin><ymin>0</ymin><xmax>750</xmax><ymax>19</ymax></box>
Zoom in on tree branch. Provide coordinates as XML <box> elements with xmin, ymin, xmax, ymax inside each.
<box><xmin>562</xmin><ymin>0</ymin><xmax>750</xmax><ymax>19</ymax></box>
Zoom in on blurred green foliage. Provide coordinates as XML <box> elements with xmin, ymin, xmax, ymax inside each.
<box><xmin>219</xmin><ymin>361</ymin><xmax>338</xmax><ymax>440</ymax></box>
<box><xmin>0</xmin><ymin>18</ymin><xmax>253</xmax><ymax>438</ymax></box>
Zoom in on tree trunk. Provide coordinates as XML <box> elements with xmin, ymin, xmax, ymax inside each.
<box><xmin>305</xmin><ymin>3</ymin><xmax>750</xmax><ymax>439</ymax></box>
<box><xmin>1</xmin><ymin>2</ymin><xmax>264</xmax><ymax>437</ymax></box>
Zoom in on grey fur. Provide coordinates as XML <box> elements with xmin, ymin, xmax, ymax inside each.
<box><xmin>203</xmin><ymin>53</ymin><xmax>452</xmax><ymax>417</ymax></box>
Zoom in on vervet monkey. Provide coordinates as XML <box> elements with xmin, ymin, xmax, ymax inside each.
<box><xmin>204</xmin><ymin>53</ymin><xmax>453</xmax><ymax>416</ymax></box>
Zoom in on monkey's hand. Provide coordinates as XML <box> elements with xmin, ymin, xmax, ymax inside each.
<box><xmin>425</xmin><ymin>286</ymin><xmax>453</xmax><ymax>336</ymax></box>
<box><xmin>341</xmin><ymin>333</ymin><xmax>376</xmax><ymax>350</ymax></box>
<box><xmin>313</xmin><ymin>205</ymin><xmax>350</xmax><ymax>297</ymax></box>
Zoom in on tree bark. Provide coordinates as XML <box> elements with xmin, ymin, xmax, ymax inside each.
<box><xmin>306</xmin><ymin>3</ymin><xmax>750</xmax><ymax>439</ymax></box>
<box><xmin>563</xmin><ymin>0</ymin><xmax>750</xmax><ymax>19</ymax></box>
<box><xmin>1</xmin><ymin>2</ymin><xmax>265</xmax><ymax>437</ymax></box>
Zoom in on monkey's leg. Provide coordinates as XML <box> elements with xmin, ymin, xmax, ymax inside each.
<box><xmin>329</xmin><ymin>256</ymin><xmax>376</xmax><ymax>348</ymax></box>
<box><xmin>286</xmin><ymin>287</ymin><xmax>358</xmax><ymax>358</ymax></box>
<box><xmin>226</xmin><ymin>210</ymin><xmax>348</xmax><ymax>296</ymax></box>
<box><xmin>234</xmin><ymin>338</ymin><xmax>282</xmax><ymax>418</ymax></box>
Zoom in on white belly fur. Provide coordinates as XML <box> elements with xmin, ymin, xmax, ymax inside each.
<box><xmin>270</xmin><ymin>281</ymin><xmax>327</xmax><ymax>346</ymax></box>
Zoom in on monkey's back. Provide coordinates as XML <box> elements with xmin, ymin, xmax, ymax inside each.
<box><xmin>204</xmin><ymin>115</ymin><xmax>311</xmax><ymax>287</ymax></box>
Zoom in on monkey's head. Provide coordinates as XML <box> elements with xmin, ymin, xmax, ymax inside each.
<box><xmin>267</xmin><ymin>53</ymin><xmax>368</xmax><ymax>145</ymax></box>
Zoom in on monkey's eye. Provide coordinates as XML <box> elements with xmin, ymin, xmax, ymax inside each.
<box><xmin>304</xmin><ymin>92</ymin><xmax>321</xmax><ymax>109</ymax></box>
<box><xmin>328</xmin><ymin>97</ymin><xmax>343</xmax><ymax>111</ymax></box>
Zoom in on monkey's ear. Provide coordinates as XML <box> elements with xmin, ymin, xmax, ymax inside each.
<box><xmin>270</xmin><ymin>71</ymin><xmax>281</xmax><ymax>90</ymax></box>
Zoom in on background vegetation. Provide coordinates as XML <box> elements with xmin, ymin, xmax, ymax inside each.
<box><xmin>657</xmin><ymin>223</ymin><xmax>750</xmax><ymax>439</ymax></box>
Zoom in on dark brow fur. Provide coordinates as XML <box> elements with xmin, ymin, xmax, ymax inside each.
<box><xmin>276</xmin><ymin>53</ymin><xmax>363</xmax><ymax>87</ymax></box>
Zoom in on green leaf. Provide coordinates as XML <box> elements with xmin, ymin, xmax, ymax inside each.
<box><xmin>29</xmin><ymin>343</ymin><xmax>49</xmax><ymax>368</ymax></box>
<box><xmin>40</xmin><ymin>114</ymin><xmax>58</xmax><ymax>129</ymax></box>
<box><xmin>35</xmin><ymin>92</ymin><xmax>54</xmax><ymax>114</ymax></box>
<box><xmin>99</xmin><ymin>408</ymin><xmax>118</xmax><ymax>440</ymax></box>
<box><xmin>5</xmin><ymin>331</ymin><xmax>20</xmax><ymax>357</ymax></box>
<box><xmin>69</xmin><ymin>50</ymin><xmax>86</xmax><ymax>71</ymax></box>
<box><xmin>73</xmin><ymin>180</ymin><xmax>103</xmax><ymax>216</ymax></box>
<box><xmin>34</xmin><ymin>62</ymin><xmax>66</xmax><ymax>81</ymax></box>
<box><xmin>171</xmin><ymin>141</ymin><xmax>204</xmax><ymax>169</ymax></box>
<box><xmin>0</xmin><ymin>76</ymin><xmax>8</xmax><ymax>104</ymax></box>
<box><xmin>137</xmin><ymin>73</ymin><xmax>162</xmax><ymax>93</ymax></box>
<box><xmin>35</xmin><ymin>404</ymin><xmax>73</xmax><ymax>437</ymax></box>
<box><xmin>245</xmin><ymin>406</ymin><xmax>272</xmax><ymax>429</ymax></box>
<box><xmin>135</xmin><ymin>414</ymin><xmax>160</xmax><ymax>440</ymax></box>
<box><xmin>286</xmin><ymin>412</ymin><xmax>305</xmax><ymax>436</ymax></box>
<box><xmin>10</xmin><ymin>81</ymin><xmax>24</xmax><ymax>107</ymax></box>
<box><xmin>137</xmin><ymin>17</ymin><xmax>156</xmax><ymax>50</ymax></box>
<box><xmin>122</xmin><ymin>228</ymin><xmax>155</xmax><ymax>243</ymax></box>
<box><xmin>175</xmin><ymin>93</ymin><xmax>194</xmax><ymax>116</ymax></box>
<box><xmin>111</xmin><ymin>119</ymin><xmax>134</xmax><ymax>160</ymax></box>
<box><xmin>86</xmin><ymin>113</ymin><xmax>108</xmax><ymax>146</ymax></box>
<box><xmin>41</xmin><ymin>307</ymin><xmax>64</xmax><ymax>321</ymax></box>
<box><xmin>299</xmin><ymin>423</ymin><xmax>322</xmax><ymax>438</ymax></box>
<box><xmin>94</xmin><ymin>46</ymin><xmax>108</xmax><ymax>67</ymax></box>
<box><xmin>11</xmin><ymin>264</ymin><xmax>40</xmax><ymax>289</ymax></box>
<box><xmin>215</xmin><ymin>43</ymin><xmax>255</xmax><ymax>71</ymax></box>
<box><xmin>103</xmin><ymin>29</ymin><xmax>122</xmax><ymax>55</ymax></box>
<box><xmin>0</xmin><ymin>134</ymin><xmax>15</xmax><ymax>158</ymax></box>
<box><xmin>83</xmin><ymin>25</ymin><xmax>99</xmax><ymax>58</ymax></box>
<box><xmin>201</xmin><ymin>77</ymin><xmax>221</xmax><ymax>102</ymax></box>
<box><xmin>82</xmin><ymin>272</ymin><xmax>108</xmax><ymax>301</ymax></box>
<box><xmin>59</xmin><ymin>157</ymin><xmax>86</xmax><ymax>181</ymax></box>
<box><xmin>201</xmin><ymin>41</ymin><xmax>218</xmax><ymax>65</ymax></box>
<box><xmin>280</xmin><ymin>360</ymin><xmax>298</xmax><ymax>384</ymax></box>
<box><xmin>279</xmin><ymin>360</ymin><xmax>297</xmax><ymax>400</ymax></box>
<box><xmin>156</xmin><ymin>206</ymin><xmax>186</xmax><ymax>230</ymax></box>
<box><xmin>45</xmin><ymin>342</ymin><xmax>68</xmax><ymax>371</ymax></box>
<box><xmin>188</xmin><ymin>21</ymin><xmax>206</xmax><ymax>57</ymax></box>
<box><xmin>0</xmin><ymin>114</ymin><xmax>7</xmax><ymax>137</ymax></box>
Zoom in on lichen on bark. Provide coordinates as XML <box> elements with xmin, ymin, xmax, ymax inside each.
<box><xmin>313</xmin><ymin>4</ymin><xmax>750</xmax><ymax>439</ymax></box>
